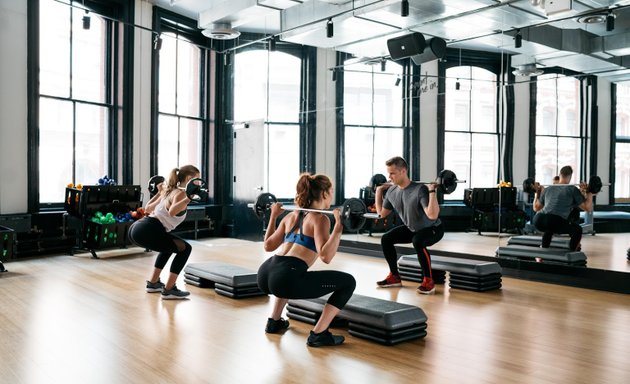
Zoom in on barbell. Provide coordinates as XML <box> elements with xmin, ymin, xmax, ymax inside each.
<box><xmin>248</xmin><ymin>193</ymin><xmax>376</xmax><ymax>232</ymax></box>
<box><xmin>148</xmin><ymin>175</ymin><xmax>209</xmax><ymax>202</ymax></box>
<box><xmin>370</xmin><ymin>169</ymin><xmax>466</xmax><ymax>195</ymax></box>
<box><xmin>522</xmin><ymin>175</ymin><xmax>609</xmax><ymax>195</ymax></box>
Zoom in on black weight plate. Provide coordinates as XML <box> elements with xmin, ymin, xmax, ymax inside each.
<box><xmin>341</xmin><ymin>198</ymin><xmax>367</xmax><ymax>232</ymax></box>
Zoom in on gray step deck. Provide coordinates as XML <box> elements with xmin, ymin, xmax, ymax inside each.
<box><xmin>496</xmin><ymin>245</ymin><xmax>587</xmax><ymax>265</ymax></box>
<box><xmin>398</xmin><ymin>255</ymin><xmax>502</xmax><ymax>276</ymax></box>
<box><xmin>507</xmin><ymin>235</ymin><xmax>570</xmax><ymax>250</ymax></box>
<box><xmin>287</xmin><ymin>293</ymin><xmax>427</xmax><ymax>345</ymax></box>
<box><xmin>183</xmin><ymin>261</ymin><xmax>266</xmax><ymax>298</ymax></box>
<box><xmin>397</xmin><ymin>255</ymin><xmax>502</xmax><ymax>292</ymax></box>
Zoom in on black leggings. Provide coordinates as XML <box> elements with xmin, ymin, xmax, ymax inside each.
<box><xmin>257</xmin><ymin>256</ymin><xmax>356</xmax><ymax>310</ymax></box>
<box><xmin>533</xmin><ymin>212</ymin><xmax>582</xmax><ymax>251</ymax></box>
<box><xmin>381</xmin><ymin>224</ymin><xmax>444</xmax><ymax>279</ymax></box>
<box><xmin>128</xmin><ymin>217</ymin><xmax>191</xmax><ymax>274</ymax></box>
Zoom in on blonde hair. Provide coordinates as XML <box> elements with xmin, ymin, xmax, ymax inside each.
<box><xmin>161</xmin><ymin>165</ymin><xmax>200</xmax><ymax>197</ymax></box>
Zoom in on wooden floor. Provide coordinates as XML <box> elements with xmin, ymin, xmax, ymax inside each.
<box><xmin>343</xmin><ymin>231</ymin><xmax>630</xmax><ymax>273</ymax></box>
<box><xmin>1</xmin><ymin>238</ymin><xmax>629</xmax><ymax>383</ymax></box>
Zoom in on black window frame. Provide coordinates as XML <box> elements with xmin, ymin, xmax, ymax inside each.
<box><xmin>27</xmin><ymin>0</ymin><xmax>134</xmax><ymax>212</ymax></box>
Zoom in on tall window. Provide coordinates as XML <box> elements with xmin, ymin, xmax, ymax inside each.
<box><xmin>444</xmin><ymin>66</ymin><xmax>498</xmax><ymax>201</ymax></box>
<box><xmin>234</xmin><ymin>49</ymin><xmax>301</xmax><ymax>198</ymax></box>
<box><xmin>155</xmin><ymin>30</ymin><xmax>206</xmax><ymax>177</ymax></box>
<box><xmin>534</xmin><ymin>74</ymin><xmax>582</xmax><ymax>184</ymax></box>
<box><xmin>38</xmin><ymin>0</ymin><xmax>119</xmax><ymax>205</ymax></box>
<box><xmin>614</xmin><ymin>82</ymin><xmax>630</xmax><ymax>202</ymax></box>
<box><xmin>343</xmin><ymin>60</ymin><xmax>404</xmax><ymax>199</ymax></box>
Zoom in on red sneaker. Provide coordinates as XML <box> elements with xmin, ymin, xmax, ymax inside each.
<box><xmin>376</xmin><ymin>272</ymin><xmax>402</xmax><ymax>288</ymax></box>
<box><xmin>416</xmin><ymin>278</ymin><xmax>435</xmax><ymax>295</ymax></box>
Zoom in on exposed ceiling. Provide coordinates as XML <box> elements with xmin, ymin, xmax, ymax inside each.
<box><xmin>151</xmin><ymin>0</ymin><xmax>630</xmax><ymax>82</ymax></box>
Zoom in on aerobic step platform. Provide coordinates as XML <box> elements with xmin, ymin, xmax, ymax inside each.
<box><xmin>496</xmin><ymin>245</ymin><xmax>587</xmax><ymax>266</ymax></box>
<box><xmin>398</xmin><ymin>255</ymin><xmax>502</xmax><ymax>292</ymax></box>
<box><xmin>287</xmin><ymin>293</ymin><xmax>427</xmax><ymax>346</ymax></box>
<box><xmin>507</xmin><ymin>235</ymin><xmax>570</xmax><ymax>250</ymax></box>
<box><xmin>183</xmin><ymin>261</ymin><xmax>266</xmax><ymax>299</ymax></box>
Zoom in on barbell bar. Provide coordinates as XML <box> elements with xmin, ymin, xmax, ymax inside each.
<box><xmin>247</xmin><ymin>193</ymin><xmax>370</xmax><ymax>232</ymax></box>
<box><xmin>371</xmin><ymin>169</ymin><xmax>466</xmax><ymax>195</ymax></box>
<box><xmin>522</xmin><ymin>175</ymin><xmax>610</xmax><ymax>195</ymax></box>
<box><xmin>148</xmin><ymin>175</ymin><xmax>209</xmax><ymax>202</ymax></box>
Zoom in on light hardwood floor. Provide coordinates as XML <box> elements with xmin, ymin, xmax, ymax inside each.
<box><xmin>1</xmin><ymin>238</ymin><xmax>629</xmax><ymax>384</ymax></box>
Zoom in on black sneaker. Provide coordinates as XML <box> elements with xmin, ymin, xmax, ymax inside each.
<box><xmin>161</xmin><ymin>285</ymin><xmax>190</xmax><ymax>300</ymax></box>
<box><xmin>146</xmin><ymin>279</ymin><xmax>165</xmax><ymax>293</ymax></box>
<box><xmin>265</xmin><ymin>317</ymin><xmax>290</xmax><ymax>333</ymax></box>
<box><xmin>306</xmin><ymin>330</ymin><xmax>345</xmax><ymax>347</ymax></box>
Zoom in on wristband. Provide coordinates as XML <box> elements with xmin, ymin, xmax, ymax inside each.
<box><xmin>428</xmin><ymin>190</ymin><xmax>436</xmax><ymax>194</ymax></box>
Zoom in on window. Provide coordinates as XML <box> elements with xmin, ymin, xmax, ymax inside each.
<box><xmin>37</xmin><ymin>0</ymin><xmax>122</xmax><ymax>206</ymax></box>
<box><xmin>234</xmin><ymin>49</ymin><xmax>301</xmax><ymax>198</ymax></box>
<box><xmin>343</xmin><ymin>60</ymin><xmax>404</xmax><ymax>199</ymax></box>
<box><xmin>155</xmin><ymin>28</ymin><xmax>206</xmax><ymax>178</ymax></box>
<box><xmin>534</xmin><ymin>74</ymin><xmax>582</xmax><ymax>184</ymax></box>
<box><xmin>614</xmin><ymin>82</ymin><xmax>630</xmax><ymax>202</ymax></box>
<box><xmin>444</xmin><ymin>66</ymin><xmax>498</xmax><ymax>201</ymax></box>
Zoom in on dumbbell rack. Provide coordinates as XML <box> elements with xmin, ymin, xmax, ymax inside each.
<box><xmin>64</xmin><ymin>185</ymin><xmax>142</xmax><ymax>258</ymax></box>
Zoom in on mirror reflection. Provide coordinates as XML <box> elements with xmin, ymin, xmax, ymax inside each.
<box><xmin>6</xmin><ymin>0</ymin><xmax>630</xmax><ymax>292</ymax></box>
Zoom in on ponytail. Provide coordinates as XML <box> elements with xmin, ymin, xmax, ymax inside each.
<box><xmin>161</xmin><ymin>165</ymin><xmax>200</xmax><ymax>197</ymax></box>
<box><xmin>294</xmin><ymin>172</ymin><xmax>332</xmax><ymax>208</ymax></box>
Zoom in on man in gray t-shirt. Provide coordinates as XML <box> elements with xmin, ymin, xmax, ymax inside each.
<box><xmin>533</xmin><ymin>165</ymin><xmax>593</xmax><ymax>251</ymax></box>
<box><xmin>374</xmin><ymin>156</ymin><xmax>444</xmax><ymax>294</ymax></box>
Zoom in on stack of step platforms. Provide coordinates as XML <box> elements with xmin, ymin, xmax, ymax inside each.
<box><xmin>287</xmin><ymin>293</ymin><xmax>427</xmax><ymax>345</ymax></box>
<box><xmin>496</xmin><ymin>245</ymin><xmax>587</xmax><ymax>266</ymax></box>
<box><xmin>183</xmin><ymin>261</ymin><xmax>266</xmax><ymax>299</ymax></box>
<box><xmin>398</xmin><ymin>255</ymin><xmax>502</xmax><ymax>292</ymax></box>
<box><xmin>507</xmin><ymin>235</ymin><xmax>570</xmax><ymax>250</ymax></box>
<box><xmin>397</xmin><ymin>255</ymin><xmax>446</xmax><ymax>284</ymax></box>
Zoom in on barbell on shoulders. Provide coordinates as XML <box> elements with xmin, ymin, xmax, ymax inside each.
<box><xmin>370</xmin><ymin>169</ymin><xmax>466</xmax><ymax>195</ymax></box>
<box><xmin>148</xmin><ymin>175</ymin><xmax>209</xmax><ymax>202</ymax></box>
<box><xmin>247</xmin><ymin>193</ymin><xmax>374</xmax><ymax>232</ymax></box>
<box><xmin>522</xmin><ymin>175</ymin><xmax>609</xmax><ymax>195</ymax></box>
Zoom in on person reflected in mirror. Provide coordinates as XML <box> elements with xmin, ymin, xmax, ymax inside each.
<box><xmin>257</xmin><ymin>173</ymin><xmax>356</xmax><ymax>347</ymax></box>
<box><xmin>128</xmin><ymin>165</ymin><xmax>201</xmax><ymax>299</ymax></box>
<box><xmin>532</xmin><ymin>165</ymin><xmax>593</xmax><ymax>252</ymax></box>
<box><xmin>374</xmin><ymin>156</ymin><xmax>443</xmax><ymax>295</ymax></box>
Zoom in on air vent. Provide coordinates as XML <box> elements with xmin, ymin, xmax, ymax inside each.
<box><xmin>513</xmin><ymin>63</ymin><xmax>544</xmax><ymax>77</ymax></box>
<box><xmin>201</xmin><ymin>23</ymin><xmax>241</xmax><ymax>40</ymax></box>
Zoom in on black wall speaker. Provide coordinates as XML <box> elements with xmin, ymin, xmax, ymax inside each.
<box><xmin>387</xmin><ymin>32</ymin><xmax>426</xmax><ymax>61</ymax></box>
<box><xmin>410</xmin><ymin>37</ymin><xmax>447</xmax><ymax>65</ymax></box>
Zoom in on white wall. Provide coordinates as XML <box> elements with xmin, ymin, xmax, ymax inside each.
<box><xmin>596</xmin><ymin>78</ymin><xmax>612</xmax><ymax>204</ymax></box>
<box><xmin>512</xmin><ymin>80</ymin><xmax>531</xmax><ymax>188</ymax></box>
<box><xmin>315</xmin><ymin>48</ymin><xmax>338</xmax><ymax>187</ymax></box>
<box><xmin>0</xmin><ymin>0</ymin><xmax>28</xmax><ymax>214</ymax></box>
<box><xmin>133</xmin><ymin>0</ymin><xmax>154</xmax><ymax>201</ymax></box>
<box><xmin>418</xmin><ymin>60</ymin><xmax>439</xmax><ymax>181</ymax></box>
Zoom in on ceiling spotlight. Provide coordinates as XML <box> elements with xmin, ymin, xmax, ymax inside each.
<box><xmin>269</xmin><ymin>36</ymin><xmax>276</xmax><ymax>52</ymax></box>
<box><xmin>455</xmin><ymin>79</ymin><xmax>460</xmax><ymax>90</ymax></box>
<box><xmin>395</xmin><ymin>77</ymin><xmax>401</xmax><ymax>86</ymax></box>
<box><xmin>401</xmin><ymin>0</ymin><xmax>409</xmax><ymax>17</ymax></box>
<box><xmin>326</xmin><ymin>18</ymin><xmax>333</xmax><ymax>38</ymax></box>
<box><xmin>606</xmin><ymin>11</ymin><xmax>615</xmax><ymax>32</ymax></box>
<box><xmin>331</xmin><ymin>68</ymin><xmax>337</xmax><ymax>82</ymax></box>
<box><xmin>381</xmin><ymin>59</ymin><xmax>386</xmax><ymax>72</ymax></box>
<box><xmin>82</xmin><ymin>10</ymin><xmax>91</xmax><ymax>30</ymax></box>
<box><xmin>515</xmin><ymin>29</ymin><xmax>522</xmax><ymax>48</ymax></box>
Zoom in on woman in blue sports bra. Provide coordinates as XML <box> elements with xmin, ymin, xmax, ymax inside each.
<box><xmin>257</xmin><ymin>173</ymin><xmax>356</xmax><ymax>347</ymax></box>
